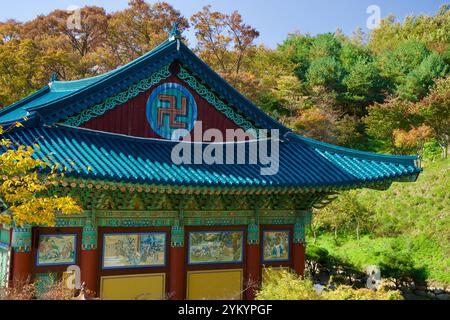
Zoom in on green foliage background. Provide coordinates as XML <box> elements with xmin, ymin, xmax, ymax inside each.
<box><xmin>313</xmin><ymin>159</ymin><xmax>449</xmax><ymax>285</ymax></box>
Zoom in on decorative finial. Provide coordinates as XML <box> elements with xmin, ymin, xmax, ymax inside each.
<box><xmin>169</xmin><ymin>21</ymin><xmax>181</xmax><ymax>40</ymax></box>
<box><xmin>50</xmin><ymin>73</ymin><xmax>58</xmax><ymax>82</ymax></box>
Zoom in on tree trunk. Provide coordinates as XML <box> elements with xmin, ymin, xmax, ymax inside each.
<box><xmin>438</xmin><ymin>140</ymin><xmax>448</xmax><ymax>159</ymax></box>
<box><xmin>356</xmin><ymin>220</ymin><xmax>360</xmax><ymax>241</ymax></box>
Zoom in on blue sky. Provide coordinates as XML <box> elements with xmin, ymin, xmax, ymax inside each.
<box><xmin>0</xmin><ymin>0</ymin><xmax>447</xmax><ymax>48</ymax></box>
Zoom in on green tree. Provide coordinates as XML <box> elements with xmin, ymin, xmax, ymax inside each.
<box><xmin>364</xmin><ymin>98</ymin><xmax>423</xmax><ymax>153</ymax></box>
<box><xmin>376</xmin><ymin>40</ymin><xmax>430</xmax><ymax>93</ymax></box>
<box><xmin>278</xmin><ymin>32</ymin><xmax>313</xmax><ymax>81</ymax></box>
<box><xmin>398</xmin><ymin>52</ymin><xmax>448</xmax><ymax>101</ymax></box>
<box><xmin>306</xmin><ymin>57</ymin><xmax>343</xmax><ymax>91</ymax></box>
<box><xmin>419</xmin><ymin>76</ymin><xmax>450</xmax><ymax>158</ymax></box>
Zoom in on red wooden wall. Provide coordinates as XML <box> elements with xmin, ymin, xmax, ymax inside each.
<box><xmin>81</xmin><ymin>75</ymin><xmax>244</xmax><ymax>141</ymax></box>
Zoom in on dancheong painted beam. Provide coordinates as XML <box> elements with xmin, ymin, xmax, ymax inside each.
<box><xmin>0</xmin><ymin>24</ymin><xmax>421</xmax><ymax>300</ymax></box>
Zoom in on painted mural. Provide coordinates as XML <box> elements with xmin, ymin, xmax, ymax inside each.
<box><xmin>102</xmin><ymin>233</ymin><xmax>166</xmax><ymax>269</ymax></box>
<box><xmin>263</xmin><ymin>231</ymin><xmax>290</xmax><ymax>262</ymax></box>
<box><xmin>37</xmin><ymin>235</ymin><xmax>76</xmax><ymax>266</ymax></box>
<box><xmin>188</xmin><ymin>231</ymin><xmax>243</xmax><ymax>265</ymax></box>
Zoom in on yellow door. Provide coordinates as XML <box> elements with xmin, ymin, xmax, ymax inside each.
<box><xmin>100</xmin><ymin>273</ymin><xmax>166</xmax><ymax>300</ymax></box>
<box><xmin>187</xmin><ymin>269</ymin><xmax>243</xmax><ymax>300</ymax></box>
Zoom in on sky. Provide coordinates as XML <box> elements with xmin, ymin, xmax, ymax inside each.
<box><xmin>0</xmin><ymin>0</ymin><xmax>447</xmax><ymax>48</ymax></box>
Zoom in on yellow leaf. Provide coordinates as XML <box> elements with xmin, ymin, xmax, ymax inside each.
<box><xmin>15</xmin><ymin>122</ymin><xmax>23</xmax><ymax>128</ymax></box>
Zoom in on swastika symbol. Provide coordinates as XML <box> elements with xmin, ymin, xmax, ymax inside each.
<box><xmin>157</xmin><ymin>94</ymin><xmax>188</xmax><ymax>129</ymax></box>
<box><xmin>147</xmin><ymin>83</ymin><xmax>197</xmax><ymax>140</ymax></box>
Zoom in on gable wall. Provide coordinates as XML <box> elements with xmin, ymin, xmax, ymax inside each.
<box><xmin>81</xmin><ymin>75</ymin><xmax>244</xmax><ymax>141</ymax></box>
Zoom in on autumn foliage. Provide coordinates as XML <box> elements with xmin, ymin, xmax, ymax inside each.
<box><xmin>0</xmin><ymin>124</ymin><xmax>82</xmax><ymax>227</ymax></box>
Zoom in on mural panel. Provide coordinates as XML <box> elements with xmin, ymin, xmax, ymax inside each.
<box><xmin>102</xmin><ymin>233</ymin><xmax>166</xmax><ymax>269</ymax></box>
<box><xmin>188</xmin><ymin>231</ymin><xmax>243</xmax><ymax>265</ymax></box>
<box><xmin>262</xmin><ymin>231</ymin><xmax>290</xmax><ymax>262</ymax></box>
<box><xmin>36</xmin><ymin>234</ymin><xmax>76</xmax><ymax>266</ymax></box>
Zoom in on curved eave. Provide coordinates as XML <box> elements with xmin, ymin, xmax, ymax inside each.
<box><xmin>286</xmin><ymin>132</ymin><xmax>420</xmax><ymax>167</ymax></box>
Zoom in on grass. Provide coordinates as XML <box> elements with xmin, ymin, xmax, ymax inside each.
<box><xmin>314</xmin><ymin>158</ymin><xmax>450</xmax><ymax>286</ymax></box>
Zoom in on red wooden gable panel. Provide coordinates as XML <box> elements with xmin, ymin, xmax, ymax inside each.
<box><xmin>81</xmin><ymin>75</ymin><xmax>245</xmax><ymax>141</ymax></box>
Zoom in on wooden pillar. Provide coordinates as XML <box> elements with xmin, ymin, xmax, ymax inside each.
<box><xmin>169</xmin><ymin>226</ymin><xmax>185</xmax><ymax>300</ymax></box>
<box><xmin>293</xmin><ymin>212</ymin><xmax>310</xmax><ymax>278</ymax></box>
<box><xmin>245</xmin><ymin>222</ymin><xmax>261</xmax><ymax>300</ymax></box>
<box><xmin>80</xmin><ymin>218</ymin><xmax>98</xmax><ymax>296</ymax></box>
<box><xmin>11</xmin><ymin>226</ymin><xmax>33</xmax><ymax>284</ymax></box>
<box><xmin>293</xmin><ymin>242</ymin><xmax>306</xmax><ymax>277</ymax></box>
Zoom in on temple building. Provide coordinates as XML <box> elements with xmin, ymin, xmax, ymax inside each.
<box><xmin>0</xmin><ymin>27</ymin><xmax>421</xmax><ymax>300</ymax></box>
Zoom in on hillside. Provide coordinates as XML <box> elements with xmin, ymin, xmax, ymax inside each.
<box><xmin>315</xmin><ymin>159</ymin><xmax>449</xmax><ymax>285</ymax></box>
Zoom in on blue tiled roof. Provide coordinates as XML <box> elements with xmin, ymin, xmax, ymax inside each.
<box><xmin>2</xmin><ymin>125</ymin><xmax>421</xmax><ymax>190</ymax></box>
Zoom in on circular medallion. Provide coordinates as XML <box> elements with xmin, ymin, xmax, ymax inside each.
<box><xmin>146</xmin><ymin>83</ymin><xmax>197</xmax><ymax>140</ymax></box>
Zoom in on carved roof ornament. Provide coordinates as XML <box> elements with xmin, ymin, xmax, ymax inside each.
<box><xmin>169</xmin><ymin>21</ymin><xmax>181</xmax><ymax>41</ymax></box>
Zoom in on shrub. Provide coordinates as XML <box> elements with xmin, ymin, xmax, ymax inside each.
<box><xmin>306</xmin><ymin>245</ymin><xmax>333</xmax><ymax>277</ymax></box>
<box><xmin>0</xmin><ymin>279</ymin><xmax>36</xmax><ymax>300</ymax></box>
<box><xmin>256</xmin><ymin>269</ymin><xmax>403</xmax><ymax>300</ymax></box>
<box><xmin>322</xmin><ymin>285</ymin><xmax>404</xmax><ymax>300</ymax></box>
<box><xmin>257</xmin><ymin>269</ymin><xmax>320</xmax><ymax>300</ymax></box>
<box><xmin>379</xmin><ymin>251</ymin><xmax>428</xmax><ymax>289</ymax></box>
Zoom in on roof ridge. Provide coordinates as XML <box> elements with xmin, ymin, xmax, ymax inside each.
<box><xmin>0</xmin><ymin>86</ymin><xmax>50</xmax><ymax>119</ymax></box>
<box><xmin>48</xmin><ymin>39</ymin><xmax>174</xmax><ymax>92</ymax></box>
<box><xmin>53</xmin><ymin>124</ymin><xmax>281</xmax><ymax>146</ymax></box>
<box><xmin>28</xmin><ymin>39</ymin><xmax>176</xmax><ymax>112</ymax></box>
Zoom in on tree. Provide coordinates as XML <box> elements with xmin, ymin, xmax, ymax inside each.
<box><xmin>369</xmin><ymin>5</ymin><xmax>450</xmax><ymax>54</ymax></box>
<box><xmin>249</xmin><ymin>46</ymin><xmax>303</xmax><ymax>121</ymax></box>
<box><xmin>376</xmin><ymin>40</ymin><xmax>430</xmax><ymax>94</ymax></box>
<box><xmin>0</xmin><ymin>39</ymin><xmax>48</xmax><ymax>107</ymax></box>
<box><xmin>21</xmin><ymin>6</ymin><xmax>109</xmax><ymax>78</ymax></box>
<box><xmin>0</xmin><ymin>124</ymin><xmax>82</xmax><ymax>227</ymax></box>
<box><xmin>397</xmin><ymin>52</ymin><xmax>448</xmax><ymax>101</ymax></box>
<box><xmin>191</xmin><ymin>5</ymin><xmax>259</xmax><ymax>90</ymax></box>
<box><xmin>315</xmin><ymin>191</ymin><xmax>371</xmax><ymax>241</ymax></box>
<box><xmin>378</xmin><ymin>245</ymin><xmax>427</xmax><ymax>289</ymax></box>
<box><xmin>278</xmin><ymin>32</ymin><xmax>313</xmax><ymax>82</ymax></box>
<box><xmin>306</xmin><ymin>57</ymin><xmax>343</xmax><ymax>92</ymax></box>
<box><xmin>419</xmin><ymin>76</ymin><xmax>450</xmax><ymax>158</ymax></box>
<box><xmin>392</xmin><ymin>125</ymin><xmax>433</xmax><ymax>156</ymax></box>
<box><xmin>105</xmin><ymin>0</ymin><xmax>189</xmax><ymax>69</ymax></box>
<box><xmin>364</xmin><ymin>98</ymin><xmax>423</xmax><ymax>153</ymax></box>
<box><xmin>293</xmin><ymin>106</ymin><xmax>338</xmax><ymax>145</ymax></box>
